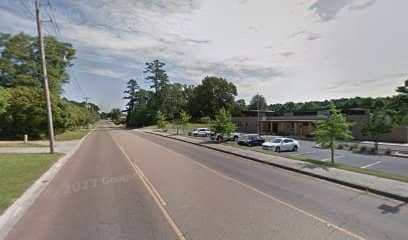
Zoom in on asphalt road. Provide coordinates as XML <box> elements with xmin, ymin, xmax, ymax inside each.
<box><xmin>5</xmin><ymin>128</ymin><xmax>408</xmax><ymax>240</ymax></box>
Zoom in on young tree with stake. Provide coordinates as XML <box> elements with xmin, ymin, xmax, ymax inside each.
<box><xmin>314</xmin><ymin>102</ymin><xmax>353</xmax><ymax>164</ymax></box>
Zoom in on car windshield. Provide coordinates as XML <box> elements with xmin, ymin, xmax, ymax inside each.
<box><xmin>273</xmin><ymin>138</ymin><xmax>282</xmax><ymax>143</ymax></box>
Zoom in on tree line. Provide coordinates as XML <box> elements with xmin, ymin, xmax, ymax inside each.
<box><xmin>122</xmin><ymin>60</ymin><xmax>240</xmax><ymax>128</ymax></box>
<box><xmin>122</xmin><ymin>59</ymin><xmax>407</xmax><ymax>130</ymax></box>
<box><xmin>0</xmin><ymin>33</ymin><xmax>99</xmax><ymax>139</ymax></box>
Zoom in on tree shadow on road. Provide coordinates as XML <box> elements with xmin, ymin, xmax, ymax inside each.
<box><xmin>378</xmin><ymin>202</ymin><xmax>407</xmax><ymax>214</ymax></box>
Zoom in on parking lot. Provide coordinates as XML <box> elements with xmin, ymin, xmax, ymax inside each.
<box><xmin>218</xmin><ymin>135</ymin><xmax>408</xmax><ymax>177</ymax></box>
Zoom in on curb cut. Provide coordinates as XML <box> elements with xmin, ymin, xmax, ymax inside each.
<box><xmin>0</xmin><ymin>132</ymin><xmax>92</xmax><ymax>240</ymax></box>
<box><xmin>144</xmin><ymin>131</ymin><xmax>408</xmax><ymax>202</ymax></box>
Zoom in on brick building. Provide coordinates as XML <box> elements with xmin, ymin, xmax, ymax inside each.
<box><xmin>232</xmin><ymin>109</ymin><xmax>408</xmax><ymax>143</ymax></box>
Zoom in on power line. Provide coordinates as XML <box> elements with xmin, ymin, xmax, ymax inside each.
<box><xmin>45</xmin><ymin>0</ymin><xmax>62</xmax><ymax>40</ymax></box>
<box><xmin>18</xmin><ymin>0</ymin><xmax>35</xmax><ymax>18</ymax></box>
<box><xmin>71</xmin><ymin>70</ymin><xmax>87</xmax><ymax>98</ymax></box>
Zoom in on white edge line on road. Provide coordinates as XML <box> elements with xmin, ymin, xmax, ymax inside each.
<box><xmin>361</xmin><ymin>161</ymin><xmax>382</xmax><ymax>169</ymax></box>
<box><xmin>0</xmin><ymin>132</ymin><xmax>92</xmax><ymax>240</ymax></box>
<box><xmin>136</xmin><ymin>132</ymin><xmax>366</xmax><ymax>240</ymax></box>
<box><xmin>111</xmin><ymin>135</ymin><xmax>186</xmax><ymax>240</ymax></box>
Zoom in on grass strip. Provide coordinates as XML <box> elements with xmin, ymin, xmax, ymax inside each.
<box><xmin>55</xmin><ymin>129</ymin><xmax>90</xmax><ymax>141</ymax></box>
<box><xmin>0</xmin><ymin>153</ymin><xmax>62</xmax><ymax>213</ymax></box>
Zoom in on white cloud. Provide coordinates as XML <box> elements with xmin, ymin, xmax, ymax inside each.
<box><xmin>1</xmin><ymin>0</ymin><xmax>406</xmax><ymax>111</ymax></box>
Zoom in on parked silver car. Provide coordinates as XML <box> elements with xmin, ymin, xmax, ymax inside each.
<box><xmin>210</xmin><ymin>132</ymin><xmax>242</xmax><ymax>142</ymax></box>
<box><xmin>190</xmin><ymin>128</ymin><xmax>211</xmax><ymax>137</ymax></box>
<box><xmin>262</xmin><ymin>138</ymin><xmax>299</xmax><ymax>152</ymax></box>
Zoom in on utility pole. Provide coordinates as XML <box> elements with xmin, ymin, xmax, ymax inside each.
<box><xmin>35</xmin><ymin>0</ymin><xmax>55</xmax><ymax>154</ymax></box>
<box><xmin>257</xmin><ymin>93</ymin><xmax>260</xmax><ymax>134</ymax></box>
<box><xmin>83</xmin><ymin>96</ymin><xmax>91</xmax><ymax>109</ymax></box>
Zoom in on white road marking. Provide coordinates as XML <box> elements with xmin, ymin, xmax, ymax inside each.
<box><xmin>111</xmin><ymin>135</ymin><xmax>186</xmax><ymax>240</ymax></box>
<box><xmin>360</xmin><ymin>161</ymin><xmax>382</xmax><ymax>169</ymax></box>
<box><xmin>133</xmin><ymin>132</ymin><xmax>366</xmax><ymax>240</ymax></box>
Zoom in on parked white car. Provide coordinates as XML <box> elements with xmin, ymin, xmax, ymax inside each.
<box><xmin>190</xmin><ymin>128</ymin><xmax>211</xmax><ymax>137</ymax></box>
<box><xmin>262</xmin><ymin>138</ymin><xmax>299</xmax><ymax>152</ymax></box>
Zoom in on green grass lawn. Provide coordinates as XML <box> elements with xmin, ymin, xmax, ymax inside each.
<box><xmin>0</xmin><ymin>142</ymin><xmax>47</xmax><ymax>148</ymax></box>
<box><xmin>55</xmin><ymin>129</ymin><xmax>90</xmax><ymax>141</ymax></box>
<box><xmin>0</xmin><ymin>153</ymin><xmax>62</xmax><ymax>214</ymax></box>
<box><xmin>225</xmin><ymin>144</ymin><xmax>408</xmax><ymax>183</ymax></box>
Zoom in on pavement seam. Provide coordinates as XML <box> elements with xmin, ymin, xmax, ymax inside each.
<box><xmin>0</xmin><ymin>132</ymin><xmax>92</xmax><ymax>240</ymax></box>
<box><xmin>110</xmin><ymin>134</ymin><xmax>186</xmax><ymax>240</ymax></box>
<box><xmin>144</xmin><ymin>130</ymin><xmax>408</xmax><ymax>203</ymax></box>
<box><xmin>131</xmin><ymin>131</ymin><xmax>366</xmax><ymax>240</ymax></box>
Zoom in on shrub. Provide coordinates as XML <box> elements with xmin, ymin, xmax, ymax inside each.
<box><xmin>359</xmin><ymin>146</ymin><xmax>367</xmax><ymax>153</ymax></box>
<box><xmin>200</xmin><ymin>116</ymin><xmax>211</xmax><ymax>124</ymax></box>
<box><xmin>368</xmin><ymin>147</ymin><xmax>377</xmax><ymax>155</ymax></box>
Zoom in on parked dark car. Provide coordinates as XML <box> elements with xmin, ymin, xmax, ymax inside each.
<box><xmin>237</xmin><ymin>134</ymin><xmax>265</xmax><ymax>147</ymax></box>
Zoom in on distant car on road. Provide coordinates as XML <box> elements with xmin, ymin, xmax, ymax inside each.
<box><xmin>262</xmin><ymin>138</ymin><xmax>299</xmax><ymax>152</ymax></box>
<box><xmin>237</xmin><ymin>134</ymin><xmax>265</xmax><ymax>147</ymax></box>
<box><xmin>210</xmin><ymin>132</ymin><xmax>242</xmax><ymax>142</ymax></box>
<box><xmin>189</xmin><ymin>128</ymin><xmax>211</xmax><ymax>137</ymax></box>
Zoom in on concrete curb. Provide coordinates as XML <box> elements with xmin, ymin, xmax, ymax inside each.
<box><xmin>0</xmin><ymin>132</ymin><xmax>92</xmax><ymax>240</ymax></box>
<box><xmin>143</xmin><ymin>130</ymin><xmax>408</xmax><ymax>202</ymax></box>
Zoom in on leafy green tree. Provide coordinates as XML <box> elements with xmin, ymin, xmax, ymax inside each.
<box><xmin>396</xmin><ymin>79</ymin><xmax>408</xmax><ymax>94</ymax></box>
<box><xmin>362</xmin><ymin>108</ymin><xmax>395</xmax><ymax>152</ymax></box>
<box><xmin>175</xmin><ymin>110</ymin><xmax>191</xmax><ymax>134</ymax></box>
<box><xmin>156</xmin><ymin>112</ymin><xmax>167</xmax><ymax>129</ymax></box>
<box><xmin>191</xmin><ymin>76</ymin><xmax>237</xmax><ymax>118</ymax></box>
<box><xmin>248</xmin><ymin>94</ymin><xmax>268</xmax><ymax>110</ymax></box>
<box><xmin>144</xmin><ymin>60</ymin><xmax>169</xmax><ymax>93</ymax></box>
<box><xmin>313</xmin><ymin>102</ymin><xmax>353</xmax><ymax>163</ymax></box>
<box><xmin>128</xmin><ymin>89</ymin><xmax>155</xmax><ymax>127</ymax></box>
<box><xmin>212</xmin><ymin>108</ymin><xmax>236</xmax><ymax>142</ymax></box>
<box><xmin>110</xmin><ymin>108</ymin><xmax>122</xmax><ymax>124</ymax></box>
<box><xmin>179</xmin><ymin>110</ymin><xmax>191</xmax><ymax>134</ymax></box>
<box><xmin>162</xmin><ymin>83</ymin><xmax>187</xmax><ymax>121</ymax></box>
<box><xmin>0</xmin><ymin>33</ymin><xmax>75</xmax><ymax>95</ymax></box>
<box><xmin>0</xmin><ymin>87</ymin><xmax>10</xmax><ymax>114</ymax></box>
<box><xmin>123</xmin><ymin>79</ymin><xmax>139</xmax><ymax>125</ymax></box>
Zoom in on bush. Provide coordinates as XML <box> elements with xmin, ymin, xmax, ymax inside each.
<box><xmin>200</xmin><ymin>116</ymin><xmax>211</xmax><ymax>124</ymax></box>
<box><xmin>359</xmin><ymin>146</ymin><xmax>367</xmax><ymax>153</ymax></box>
<box><xmin>368</xmin><ymin>147</ymin><xmax>377</xmax><ymax>155</ymax></box>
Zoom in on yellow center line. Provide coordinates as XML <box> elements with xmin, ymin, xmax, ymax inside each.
<box><xmin>111</xmin><ymin>134</ymin><xmax>186</xmax><ymax>240</ymax></box>
<box><xmin>132</xmin><ymin>131</ymin><xmax>366</xmax><ymax>240</ymax></box>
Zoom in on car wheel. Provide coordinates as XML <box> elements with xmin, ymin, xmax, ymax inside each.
<box><xmin>233</xmin><ymin>136</ymin><xmax>238</xmax><ymax>141</ymax></box>
<box><xmin>248</xmin><ymin>143</ymin><xmax>252</xmax><ymax>147</ymax></box>
<box><xmin>293</xmin><ymin>145</ymin><xmax>298</xmax><ymax>151</ymax></box>
<box><xmin>275</xmin><ymin>147</ymin><xmax>280</xmax><ymax>152</ymax></box>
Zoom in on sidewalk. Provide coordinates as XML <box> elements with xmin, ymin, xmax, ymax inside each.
<box><xmin>143</xmin><ymin>130</ymin><xmax>408</xmax><ymax>202</ymax></box>
<box><xmin>0</xmin><ymin>140</ymin><xmax>80</xmax><ymax>154</ymax></box>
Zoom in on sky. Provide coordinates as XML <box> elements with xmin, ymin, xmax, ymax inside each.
<box><xmin>0</xmin><ymin>0</ymin><xmax>407</xmax><ymax>111</ymax></box>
